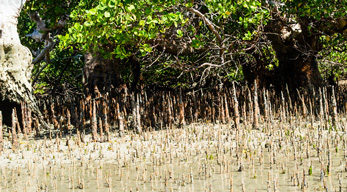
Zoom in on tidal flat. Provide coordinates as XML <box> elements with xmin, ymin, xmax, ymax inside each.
<box><xmin>0</xmin><ymin>116</ymin><xmax>347</xmax><ymax>192</ymax></box>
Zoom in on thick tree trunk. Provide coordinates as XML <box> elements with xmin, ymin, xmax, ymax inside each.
<box><xmin>272</xmin><ymin>47</ymin><xmax>323</xmax><ymax>90</ymax></box>
<box><xmin>0</xmin><ymin>0</ymin><xmax>48</xmax><ymax>127</ymax></box>
<box><xmin>243</xmin><ymin>13</ymin><xmax>324</xmax><ymax>91</ymax></box>
<box><xmin>242</xmin><ymin>52</ymin><xmax>275</xmax><ymax>88</ymax></box>
<box><xmin>83</xmin><ymin>53</ymin><xmax>121</xmax><ymax>95</ymax></box>
<box><xmin>266</xmin><ymin>15</ymin><xmax>323</xmax><ymax>90</ymax></box>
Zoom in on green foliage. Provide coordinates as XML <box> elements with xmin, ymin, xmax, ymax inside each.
<box><xmin>34</xmin><ymin>52</ymin><xmax>84</xmax><ymax>95</ymax></box>
<box><xmin>319</xmin><ymin>34</ymin><xmax>347</xmax><ymax>82</ymax></box>
<box><xmin>18</xmin><ymin>1</ymin><xmax>84</xmax><ymax>95</ymax></box>
<box><xmin>282</xmin><ymin>0</ymin><xmax>347</xmax><ymax>19</ymax></box>
<box><xmin>60</xmin><ymin>0</ymin><xmax>187</xmax><ymax>59</ymax></box>
<box><xmin>24</xmin><ymin>0</ymin><xmax>80</xmax><ymax>23</ymax></box>
<box><xmin>56</xmin><ymin>0</ymin><xmax>270</xmax><ymax>87</ymax></box>
<box><xmin>275</xmin><ymin>0</ymin><xmax>347</xmax><ymax>84</ymax></box>
<box><xmin>309</xmin><ymin>165</ymin><xmax>312</xmax><ymax>175</ymax></box>
<box><xmin>18</xmin><ymin>0</ymin><xmax>347</xmax><ymax>93</ymax></box>
<box><xmin>18</xmin><ymin>13</ymin><xmax>43</xmax><ymax>53</ymax></box>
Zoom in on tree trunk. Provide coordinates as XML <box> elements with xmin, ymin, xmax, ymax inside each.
<box><xmin>83</xmin><ymin>53</ymin><xmax>121</xmax><ymax>95</ymax></box>
<box><xmin>243</xmin><ymin>13</ymin><xmax>324</xmax><ymax>91</ymax></box>
<box><xmin>266</xmin><ymin>15</ymin><xmax>324</xmax><ymax>90</ymax></box>
<box><xmin>0</xmin><ymin>0</ymin><xmax>48</xmax><ymax>128</ymax></box>
<box><xmin>272</xmin><ymin>47</ymin><xmax>323</xmax><ymax>91</ymax></box>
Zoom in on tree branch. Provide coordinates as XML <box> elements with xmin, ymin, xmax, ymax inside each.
<box><xmin>188</xmin><ymin>7</ymin><xmax>222</xmax><ymax>45</ymax></box>
<box><xmin>173</xmin><ymin>55</ymin><xmax>231</xmax><ymax>72</ymax></box>
<box><xmin>26</xmin><ymin>12</ymin><xmax>57</xmax><ymax>65</ymax></box>
<box><xmin>150</xmin><ymin>37</ymin><xmax>208</xmax><ymax>56</ymax></box>
<box><xmin>32</xmin><ymin>38</ymin><xmax>54</xmax><ymax>64</ymax></box>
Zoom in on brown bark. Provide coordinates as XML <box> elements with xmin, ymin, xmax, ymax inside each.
<box><xmin>136</xmin><ymin>93</ymin><xmax>141</xmax><ymax>133</ymax></box>
<box><xmin>179</xmin><ymin>88</ymin><xmax>185</xmax><ymax>126</ymax></box>
<box><xmin>116</xmin><ymin>100</ymin><xmax>124</xmax><ymax>137</ymax></box>
<box><xmin>243</xmin><ymin>13</ymin><xmax>324</xmax><ymax>91</ymax></box>
<box><xmin>253</xmin><ymin>82</ymin><xmax>259</xmax><ymax>129</ymax></box>
<box><xmin>11</xmin><ymin>109</ymin><xmax>18</xmax><ymax>149</ymax></box>
<box><xmin>232</xmin><ymin>83</ymin><xmax>240</xmax><ymax>129</ymax></box>
<box><xmin>91</xmin><ymin>100</ymin><xmax>98</xmax><ymax>142</ymax></box>
<box><xmin>83</xmin><ymin>53</ymin><xmax>121</xmax><ymax>95</ymax></box>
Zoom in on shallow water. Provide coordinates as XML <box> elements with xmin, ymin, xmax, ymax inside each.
<box><xmin>0</xmin><ymin>120</ymin><xmax>346</xmax><ymax>191</ymax></box>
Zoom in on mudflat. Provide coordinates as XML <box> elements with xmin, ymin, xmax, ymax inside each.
<box><xmin>0</xmin><ymin>118</ymin><xmax>346</xmax><ymax>192</ymax></box>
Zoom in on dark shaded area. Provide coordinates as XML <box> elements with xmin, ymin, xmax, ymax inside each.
<box><xmin>0</xmin><ymin>98</ymin><xmax>21</xmax><ymax>127</ymax></box>
<box><xmin>242</xmin><ymin>12</ymin><xmax>324</xmax><ymax>92</ymax></box>
<box><xmin>83</xmin><ymin>53</ymin><xmax>121</xmax><ymax>96</ymax></box>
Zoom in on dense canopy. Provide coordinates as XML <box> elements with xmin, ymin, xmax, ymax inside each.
<box><xmin>15</xmin><ymin>0</ymin><xmax>347</xmax><ymax>96</ymax></box>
